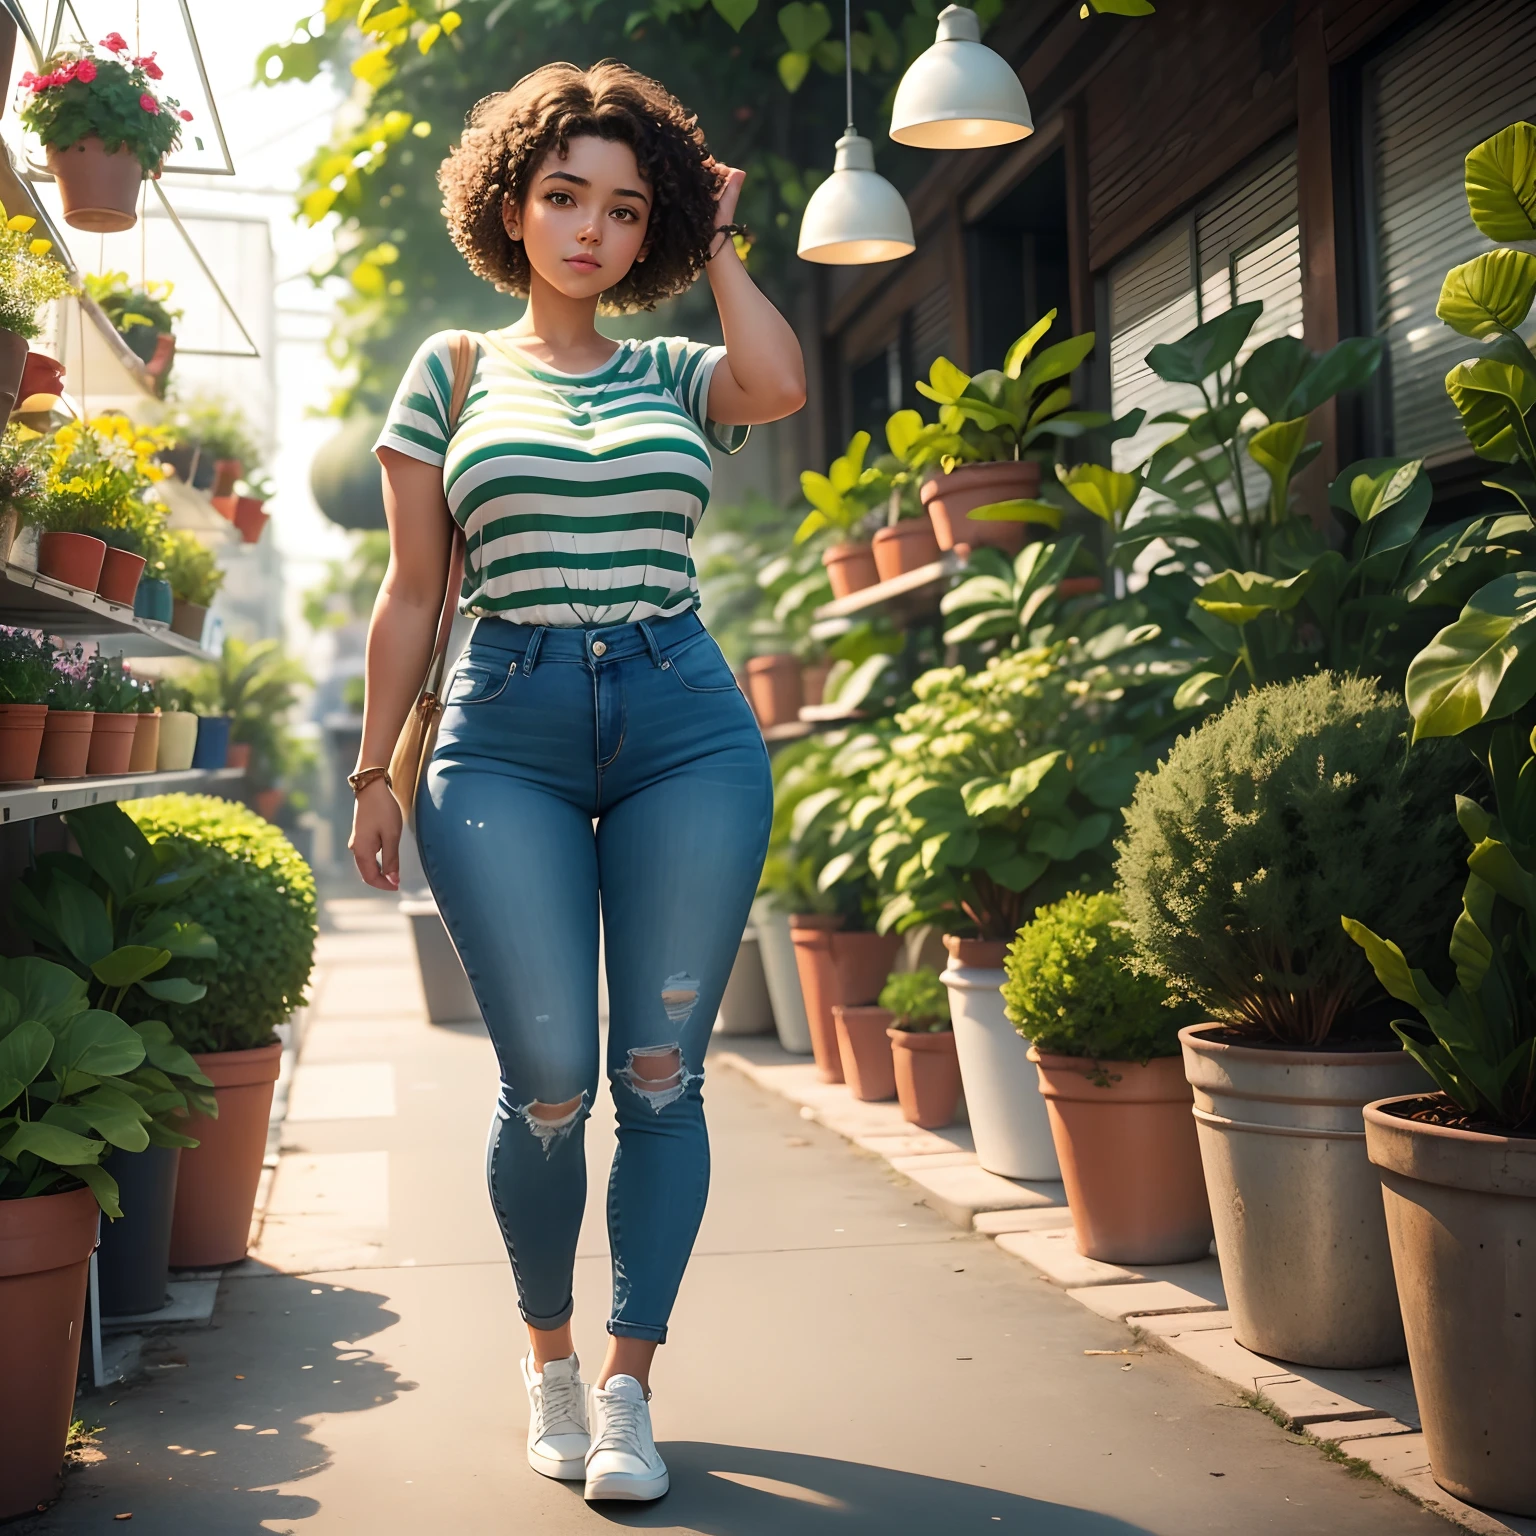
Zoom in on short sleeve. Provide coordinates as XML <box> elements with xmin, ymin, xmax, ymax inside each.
<box><xmin>374</xmin><ymin>332</ymin><xmax>457</xmax><ymax>467</ymax></box>
<box><xmin>653</xmin><ymin>337</ymin><xmax>750</xmax><ymax>456</ymax></box>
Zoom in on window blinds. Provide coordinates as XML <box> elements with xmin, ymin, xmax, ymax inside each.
<box><xmin>1369</xmin><ymin>0</ymin><xmax>1536</xmax><ymax>461</ymax></box>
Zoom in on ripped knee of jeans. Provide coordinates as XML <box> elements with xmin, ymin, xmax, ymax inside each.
<box><xmin>515</xmin><ymin>1090</ymin><xmax>589</xmax><ymax>1155</ymax></box>
<box><xmin>616</xmin><ymin>1043</ymin><xmax>700</xmax><ymax>1113</ymax></box>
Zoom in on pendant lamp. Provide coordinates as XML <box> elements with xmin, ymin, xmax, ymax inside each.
<box><xmin>797</xmin><ymin>0</ymin><xmax>914</xmax><ymax>263</ymax></box>
<box><xmin>889</xmin><ymin>5</ymin><xmax>1034</xmax><ymax>150</ymax></box>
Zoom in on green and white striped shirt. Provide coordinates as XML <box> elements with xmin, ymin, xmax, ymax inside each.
<box><xmin>375</xmin><ymin>329</ymin><xmax>746</xmax><ymax>627</ymax></box>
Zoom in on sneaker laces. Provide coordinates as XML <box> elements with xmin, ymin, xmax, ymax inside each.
<box><xmin>592</xmin><ymin>1391</ymin><xmax>646</xmax><ymax>1455</ymax></box>
<box><xmin>535</xmin><ymin>1367</ymin><xmax>585</xmax><ymax>1435</ymax></box>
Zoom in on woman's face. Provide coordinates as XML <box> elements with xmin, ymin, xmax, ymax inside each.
<box><xmin>503</xmin><ymin>134</ymin><xmax>652</xmax><ymax>300</ymax></box>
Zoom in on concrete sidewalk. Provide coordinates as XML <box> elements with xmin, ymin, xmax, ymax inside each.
<box><xmin>27</xmin><ymin>895</ymin><xmax>1454</xmax><ymax>1534</ymax></box>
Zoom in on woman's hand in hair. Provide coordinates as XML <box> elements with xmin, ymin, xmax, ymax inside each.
<box><xmin>710</xmin><ymin>161</ymin><xmax>746</xmax><ymax>230</ymax></box>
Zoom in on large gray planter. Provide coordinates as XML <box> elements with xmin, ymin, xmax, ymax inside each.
<box><xmin>752</xmin><ymin>897</ymin><xmax>812</xmax><ymax>1054</ymax></box>
<box><xmin>715</xmin><ymin>929</ymin><xmax>774</xmax><ymax>1036</ymax></box>
<box><xmin>1181</xmin><ymin>1023</ymin><xmax>1428</xmax><ymax>1368</ymax></box>
<box><xmin>399</xmin><ymin>896</ymin><xmax>480</xmax><ymax>1024</ymax></box>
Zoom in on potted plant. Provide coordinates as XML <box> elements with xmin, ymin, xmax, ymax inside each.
<box><xmin>793</xmin><ymin>431</ymin><xmax>889</xmax><ymax>599</ymax></box>
<box><xmin>857</xmin><ymin>648</ymin><xmax>1142</xmax><ymax>1178</ymax></box>
<box><xmin>0</xmin><ymin>955</ymin><xmax>168</xmax><ymax>1515</ymax></box>
<box><xmin>832</xmin><ymin>997</ymin><xmax>896</xmax><ymax>1102</ymax></box>
<box><xmin>155</xmin><ymin>418</ymin><xmax>198</xmax><ymax>483</ymax></box>
<box><xmin>187</xmin><ymin>637</ymin><xmax>309</xmax><ymax>782</ymax></box>
<box><xmin>1004</xmin><ymin>890</ymin><xmax>1210</xmax><ymax>1264</ymax></box>
<box><xmin>744</xmin><ymin>650</ymin><xmax>802</xmax><ymax>728</ymax></box>
<box><xmin>230</xmin><ymin>471</ymin><xmax>273</xmax><ymax>544</ymax></box>
<box><xmin>181</xmin><ymin>396</ymin><xmax>257</xmax><ymax>498</ymax></box>
<box><xmin>83</xmin><ymin>271</ymin><xmax>180</xmax><ymax>395</ymax></box>
<box><xmin>0</xmin><ymin>626</ymin><xmax>52</xmax><ymax>781</ymax></box>
<box><xmin>154</xmin><ymin>678</ymin><xmax>198</xmax><ymax>771</ymax></box>
<box><xmin>85</xmin><ymin>654</ymin><xmax>142</xmax><ymax>775</ymax></box>
<box><xmin>0</xmin><ymin>199</ymin><xmax>72</xmax><ymax>431</ymax></box>
<box><xmin>0</xmin><ymin>425</ymin><xmax>45</xmax><ymax>564</ymax></box>
<box><xmin>1118</xmin><ymin>672</ymin><xmax>1471</xmax><ymax>1368</ymax></box>
<box><xmin>19</xmin><ymin>34</ymin><xmax>192</xmax><ymax>233</ymax></box>
<box><xmin>870</xmin><ymin>464</ymin><xmax>940</xmax><ymax>583</ymax></box>
<box><xmin>891</xmin><ymin>309</ymin><xmax>1102</xmax><ymax>556</ymax></box>
<box><xmin>120</xmin><ymin>794</ymin><xmax>317</xmax><ymax>1265</ymax></box>
<box><xmin>38</xmin><ymin>641</ymin><xmax>94</xmax><ymax>778</ymax></box>
<box><xmin>160</xmin><ymin>527</ymin><xmax>224</xmax><ymax>642</ymax></box>
<box><xmin>879</xmin><ymin>967</ymin><xmax>959</xmax><ymax>1127</ymax></box>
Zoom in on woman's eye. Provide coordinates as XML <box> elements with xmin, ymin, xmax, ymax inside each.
<box><xmin>612</xmin><ymin>207</ymin><xmax>637</xmax><ymax>222</ymax></box>
<box><xmin>546</xmin><ymin>191</ymin><xmax>573</xmax><ymax>206</ymax></box>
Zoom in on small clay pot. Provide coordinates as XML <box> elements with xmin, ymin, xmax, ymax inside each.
<box><xmin>37</xmin><ymin>709</ymin><xmax>93</xmax><ymax>779</ymax></box>
<box><xmin>17</xmin><ymin>349</ymin><xmax>65</xmax><ymax>407</ymax></box>
<box><xmin>822</xmin><ymin>540</ymin><xmax>879</xmax><ymax>599</ymax></box>
<box><xmin>872</xmin><ymin>519</ymin><xmax>942</xmax><ymax>582</ymax></box>
<box><xmin>254</xmin><ymin>788</ymin><xmax>285</xmax><ymax>821</ymax></box>
<box><xmin>170</xmin><ymin>599</ymin><xmax>208</xmax><ymax>643</ymax></box>
<box><xmin>923</xmin><ymin>461</ymin><xmax>1044</xmax><ymax>556</ymax></box>
<box><xmin>211</xmin><ymin>458</ymin><xmax>243</xmax><ymax>498</ymax></box>
<box><xmin>38</xmin><ymin>530</ymin><xmax>107</xmax><ymax>591</ymax></box>
<box><xmin>157</xmin><ymin>710</ymin><xmax>198</xmax><ymax>771</ymax></box>
<box><xmin>800</xmin><ymin>659</ymin><xmax>833</xmax><ymax>708</ymax></box>
<box><xmin>47</xmin><ymin>138</ymin><xmax>147</xmax><ymax>233</ymax></box>
<box><xmin>942</xmin><ymin>933</ymin><xmax>1010</xmax><ymax>968</ymax></box>
<box><xmin>0</xmin><ymin>702</ymin><xmax>47</xmax><ymax>781</ymax></box>
<box><xmin>0</xmin><ymin>326</ymin><xmax>27</xmax><ymax>430</ymax></box>
<box><xmin>834</xmin><ymin>1005</ymin><xmax>897</xmax><ymax>1101</ymax></box>
<box><xmin>789</xmin><ymin>915</ymin><xmax>903</xmax><ymax>1084</ymax></box>
<box><xmin>234</xmin><ymin>497</ymin><xmax>269</xmax><ymax>545</ymax></box>
<box><xmin>97</xmin><ymin>546</ymin><xmax>147</xmax><ymax>606</ymax></box>
<box><xmin>210</xmin><ymin>494</ymin><xmax>238</xmax><ymax>524</ymax></box>
<box><xmin>226</xmin><ymin>740</ymin><xmax>252</xmax><ymax>771</ymax></box>
<box><xmin>889</xmin><ymin>1026</ymin><xmax>962</xmax><ymax>1128</ymax></box>
<box><xmin>128</xmin><ymin>710</ymin><xmax>161</xmax><ymax>773</ymax></box>
<box><xmin>744</xmin><ymin>654</ymin><xmax>802</xmax><ymax>728</ymax></box>
<box><xmin>86</xmin><ymin>712</ymin><xmax>139</xmax><ymax>776</ymax></box>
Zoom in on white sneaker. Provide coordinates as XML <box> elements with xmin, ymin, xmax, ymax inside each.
<box><xmin>584</xmin><ymin>1374</ymin><xmax>669</xmax><ymax>1501</ymax></box>
<box><xmin>520</xmin><ymin>1352</ymin><xmax>589</xmax><ymax>1480</ymax></box>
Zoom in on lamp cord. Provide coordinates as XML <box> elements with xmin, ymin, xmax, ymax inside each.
<box><xmin>844</xmin><ymin>0</ymin><xmax>854</xmax><ymax>136</ymax></box>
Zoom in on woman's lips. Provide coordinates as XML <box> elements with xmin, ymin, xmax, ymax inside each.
<box><xmin>565</xmin><ymin>255</ymin><xmax>601</xmax><ymax>272</ymax></box>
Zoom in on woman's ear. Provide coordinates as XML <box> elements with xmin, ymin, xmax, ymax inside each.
<box><xmin>501</xmin><ymin>193</ymin><xmax>522</xmax><ymax>243</ymax></box>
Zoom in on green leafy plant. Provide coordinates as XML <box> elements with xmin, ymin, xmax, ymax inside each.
<box><xmin>36</xmin><ymin>414</ymin><xmax>173</xmax><ymax>543</ymax></box>
<box><xmin>0</xmin><ymin>626</ymin><xmax>58</xmax><ymax>705</ymax></box>
<box><xmin>19</xmin><ymin>35</ymin><xmax>190</xmax><ymax>170</ymax></box>
<box><xmin>83</xmin><ymin>272</ymin><xmax>180</xmax><ymax>363</ymax></box>
<box><xmin>1003</xmin><ymin>890</ymin><xmax>1185</xmax><ymax>1063</ymax></box>
<box><xmin>188</xmin><ymin>639</ymin><xmax>311</xmax><ymax>792</ymax></box>
<box><xmin>877</xmin><ymin>967</ymin><xmax>950</xmax><ymax>1031</ymax></box>
<box><xmin>0</xmin><ymin>199</ymin><xmax>73</xmax><ymax>339</ymax></box>
<box><xmin>793</xmin><ymin>431</ymin><xmax>890</xmax><ymax>545</ymax></box>
<box><xmin>158</xmin><ymin>528</ymin><xmax>225</xmax><ymax>606</ymax></box>
<box><xmin>0</xmin><ymin>424</ymin><xmax>46</xmax><ymax>528</ymax></box>
<box><xmin>120</xmin><ymin>795</ymin><xmax>317</xmax><ymax>1054</ymax></box>
<box><xmin>86</xmin><ymin>654</ymin><xmax>144</xmax><ymax>714</ymax></box>
<box><xmin>1117</xmin><ymin>673</ymin><xmax>1472</xmax><ymax>1045</ymax></box>
<box><xmin>177</xmin><ymin>395</ymin><xmax>259</xmax><ymax>468</ymax></box>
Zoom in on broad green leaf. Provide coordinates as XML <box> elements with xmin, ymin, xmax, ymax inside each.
<box><xmin>0</xmin><ymin>1020</ymin><xmax>53</xmax><ymax>1108</ymax></box>
<box><xmin>789</xmin><ymin>786</ymin><xmax>842</xmax><ymax>842</ymax></box>
<box><xmin>1027</xmin><ymin>812</ymin><xmax>1111</xmax><ymax>860</ymax></box>
<box><xmin>828</xmin><ymin>652</ymin><xmax>894</xmax><ymax>710</ymax></box>
<box><xmin>776</xmin><ymin>0</ymin><xmax>830</xmax><ymax>52</ymax></box>
<box><xmin>1014</xmin><ymin>333</ymin><xmax>1096</xmax><ymax>399</ymax></box>
<box><xmin>77</xmin><ymin>1088</ymin><xmax>150</xmax><ymax>1152</ymax></box>
<box><xmin>46</xmin><ymin>877</ymin><xmax>113</xmax><ymax>970</ymax></box>
<box><xmin>59</xmin><ymin>1010</ymin><xmax>146</xmax><ymax>1078</ymax></box>
<box><xmin>777</xmin><ymin>50</ymin><xmax>810</xmax><ymax>91</ymax></box>
<box><xmin>1</xmin><ymin>1119</ymin><xmax>101</xmax><ymax>1166</ymax></box>
<box><xmin>90</xmin><ymin>945</ymin><xmax>171</xmax><ymax>990</ymax></box>
<box><xmin>1240</xmin><ymin>335</ymin><xmax>1311</xmax><ymax>422</ymax></box>
<box><xmin>1449</xmin><ymin>875</ymin><xmax>1498</xmax><ymax>996</ymax></box>
<box><xmin>1086</xmin><ymin>0</ymin><xmax>1155</xmax><ymax>12</ymax></box>
<box><xmin>982</xmin><ymin>852</ymin><xmax>1048</xmax><ymax>891</ymax></box>
<box><xmin>1436</xmin><ymin>249</ymin><xmax>1536</xmax><ymax>340</ymax></box>
<box><xmin>1406</xmin><ymin>573</ymin><xmax>1536</xmax><ymax>738</ymax></box>
<box><xmin>885</xmin><ymin>408</ymin><xmax>924</xmax><ymax>462</ymax></box>
<box><xmin>966</xmin><ymin>498</ymin><xmax>1062</xmax><ymax>526</ymax></box>
<box><xmin>1346</xmin><ymin>458</ymin><xmax>1423</xmax><ymax>522</ymax></box>
<box><xmin>1003</xmin><ymin>311</ymin><xmax>1056</xmax><ymax>378</ymax></box>
<box><xmin>63</xmin><ymin>803</ymin><xmax>155</xmax><ymax>903</ymax></box>
<box><xmin>1145</xmin><ymin>301</ymin><xmax>1262</xmax><ymax>385</ymax></box>
<box><xmin>1248</xmin><ymin>416</ymin><xmax>1311</xmax><ymax>516</ymax></box>
<box><xmin>815</xmin><ymin>851</ymin><xmax>859</xmax><ymax>892</ymax></box>
<box><xmin>1285</xmin><ymin>336</ymin><xmax>1383</xmax><ymax>418</ymax></box>
<box><xmin>1445</xmin><ymin>355</ymin><xmax>1536</xmax><ymax>462</ymax></box>
<box><xmin>1058</xmin><ymin>463</ymin><xmax>1140</xmax><ymax>525</ymax></box>
<box><xmin>711</xmin><ymin>0</ymin><xmax>757</xmax><ymax>28</ymax></box>
<box><xmin>1194</xmin><ymin>567</ymin><xmax>1315</xmax><ymax>625</ymax></box>
<box><xmin>0</xmin><ymin>956</ymin><xmax>87</xmax><ymax>1033</ymax></box>
<box><xmin>1341</xmin><ymin>917</ymin><xmax>1437</xmax><ymax>1011</ymax></box>
<box><xmin>1464</xmin><ymin>122</ymin><xmax>1536</xmax><ymax>242</ymax></box>
<box><xmin>915</xmin><ymin>356</ymin><xmax>972</xmax><ymax>408</ymax></box>
<box><xmin>875</xmin><ymin>893</ymin><xmax>919</xmax><ymax>935</ymax></box>
<box><xmin>137</xmin><ymin>977</ymin><xmax>208</xmax><ymax>1005</ymax></box>
<box><xmin>71</xmin><ymin>1160</ymin><xmax>121</xmax><ymax>1217</ymax></box>
<box><xmin>133</xmin><ymin>919</ymin><xmax>218</xmax><ymax>961</ymax></box>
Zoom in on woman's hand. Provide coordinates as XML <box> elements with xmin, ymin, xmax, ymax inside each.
<box><xmin>709</xmin><ymin>161</ymin><xmax>746</xmax><ymax>238</ymax></box>
<box><xmin>350</xmin><ymin>778</ymin><xmax>403</xmax><ymax>892</ymax></box>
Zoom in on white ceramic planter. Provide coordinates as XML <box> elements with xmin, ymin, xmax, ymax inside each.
<box><xmin>715</xmin><ymin>929</ymin><xmax>774</xmax><ymax>1036</ymax></box>
<box><xmin>752</xmin><ymin>898</ymin><xmax>812</xmax><ymax>1054</ymax></box>
<box><xmin>156</xmin><ymin>709</ymin><xmax>198</xmax><ymax>771</ymax></box>
<box><xmin>942</xmin><ymin>949</ymin><xmax>1058</xmax><ymax>1180</ymax></box>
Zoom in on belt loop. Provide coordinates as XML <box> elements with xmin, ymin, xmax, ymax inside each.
<box><xmin>521</xmin><ymin>626</ymin><xmax>547</xmax><ymax>676</ymax></box>
<box><xmin>637</xmin><ymin>619</ymin><xmax>664</xmax><ymax>668</ymax></box>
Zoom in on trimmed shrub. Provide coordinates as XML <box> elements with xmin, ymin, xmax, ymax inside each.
<box><xmin>878</xmin><ymin>968</ymin><xmax>951</xmax><ymax>1031</ymax></box>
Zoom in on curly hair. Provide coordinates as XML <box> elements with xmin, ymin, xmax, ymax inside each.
<box><xmin>438</xmin><ymin>61</ymin><xmax>722</xmax><ymax>312</ymax></box>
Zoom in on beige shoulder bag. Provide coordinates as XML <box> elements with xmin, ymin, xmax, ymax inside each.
<box><xmin>389</xmin><ymin>330</ymin><xmax>478</xmax><ymax>827</ymax></box>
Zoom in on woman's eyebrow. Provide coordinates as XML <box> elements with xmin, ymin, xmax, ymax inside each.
<box><xmin>541</xmin><ymin>170</ymin><xmax>651</xmax><ymax>204</ymax></box>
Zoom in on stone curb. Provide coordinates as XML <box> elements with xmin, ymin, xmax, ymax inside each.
<box><xmin>714</xmin><ymin>1047</ymin><xmax>1536</xmax><ymax>1536</ymax></box>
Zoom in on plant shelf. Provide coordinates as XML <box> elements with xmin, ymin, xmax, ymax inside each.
<box><xmin>0</xmin><ymin>561</ymin><xmax>215</xmax><ymax>659</ymax></box>
<box><xmin>809</xmin><ymin>549</ymin><xmax>969</xmax><ymax>640</ymax></box>
<box><xmin>0</xmin><ymin>766</ymin><xmax>244</xmax><ymax>827</ymax></box>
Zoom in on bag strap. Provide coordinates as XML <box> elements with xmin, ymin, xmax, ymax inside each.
<box><xmin>421</xmin><ymin>332</ymin><xmax>477</xmax><ymax>697</ymax></box>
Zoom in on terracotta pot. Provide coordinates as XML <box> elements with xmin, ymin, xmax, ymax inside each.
<box><xmin>872</xmin><ymin>519</ymin><xmax>942</xmax><ymax>582</ymax></box>
<box><xmin>0</xmin><ymin>1187</ymin><xmax>98</xmax><ymax>1516</ymax></box>
<box><xmin>46</xmin><ymin>138</ymin><xmax>146</xmax><ymax>233</ymax></box>
<box><xmin>822</xmin><ymin>540</ymin><xmax>879</xmax><ymax>599</ymax></box>
<box><xmin>210</xmin><ymin>494</ymin><xmax>238</xmax><ymax>524</ymax></box>
<box><xmin>86</xmin><ymin>711</ymin><xmax>139</xmax><ymax>776</ymax></box>
<box><xmin>234</xmin><ymin>497</ymin><xmax>269</xmax><ymax>545</ymax></box>
<box><xmin>922</xmin><ymin>461</ymin><xmax>1044</xmax><ymax>556</ymax></box>
<box><xmin>0</xmin><ymin>702</ymin><xmax>47</xmax><ymax>782</ymax></box>
<box><xmin>145</xmin><ymin>331</ymin><xmax>176</xmax><ymax>395</ymax></box>
<box><xmin>834</xmin><ymin>1004</ymin><xmax>897</xmax><ymax>1101</ymax></box>
<box><xmin>889</xmin><ymin>1027</ymin><xmax>961</xmax><ymax>1128</ymax></box>
<box><xmin>97</xmin><ymin>546</ymin><xmax>147</xmax><ymax>606</ymax></box>
<box><xmin>211</xmin><ymin>458</ymin><xmax>243</xmax><ymax>498</ymax></box>
<box><xmin>744</xmin><ymin>653</ymin><xmax>802</xmax><ymax>728</ymax></box>
<box><xmin>943</xmin><ymin>934</ymin><xmax>1010</xmax><ymax>968</ymax></box>
<box><xmin>37</xmin><ymin>709</ymin><xmax>93</xmax><ymax>779</ymax></box>
<box><xmin>254</xmin><ymin>788</ymin><xmax>285</xmax><ymax>821</ymax></box>
<box><xmin>128</xmin><ymin>710</ymin><xmax>161</xmax><ymax>773</ymax></box>
<box><xmin>800</xmin><ymin>660</ymin><xmax>833</xmax><ymax>708</ymax></box>
<box><xmin>1057</xmin><ymin>575</ymin><xmax>1103</xmax><ymax>599</ymax></box>
<box><xmin>1366</xmin><ymin>1095</ymin><xmax>1536</xmax><ymax>1516</ymax></box>
<box><xmin>0</xmin><ymin>325</ymin><xmax>27</xmax><ymax>430</ymax></box>
<box><xmin>156</xmin><ymin>710</ymin><xmax>198</xmax><ymax>771</ymax></box>
<box><xmin>226</xmin><ymin>740</ymin><xmax>252</xmax><ymax>771</ymax></box>
<box><xmin>170</xmin><ymin>599</ymin><xmax>208</xmax><ymax>643</ymax></box>
<box><xmin>18</xmin><ymin>349</ymin><xmax>65</xmax><ymax>408</ymax></box>
<box><xmin>38</xmin><ymin>529</ymin><xmax>106</xmax><ymax>591</ymax></box>
<box><xmin>170</xmin><ymin>1042</ymin><xmax>283</xmax><ymax>1267</ymax></box>
<box><xmin>1032</xmin><ymin>1049</ymin><xmax>1213</xmax><ymax>1265</ymax></box>
<box><xmin>789</xmin><ymin>915</ymin><xmax>901</xmax><ymax>1083</ymax></box>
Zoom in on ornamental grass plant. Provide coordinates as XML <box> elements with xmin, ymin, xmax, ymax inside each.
<box><xmin>1116</xmin><ymin>673</ymin><xmax>1473</xmax><ymax>1047</ymax></box>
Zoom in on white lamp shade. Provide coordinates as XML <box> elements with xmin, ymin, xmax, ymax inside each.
<box><xmin>797</xmin><ymin>133</ymin><xmax>915</xmax><ymax>265</ymax></box>
<box><xmin>889</xmin><ymin>4</ymin><xmax>1034</xmax><ymax>150</ymax></box>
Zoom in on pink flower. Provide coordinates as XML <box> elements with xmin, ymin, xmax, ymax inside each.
<box><xmin>100</xmin><ymin>32</ymin><xmax>128</xmax><ymax>53</ymax></box>
<box><xmin>74</xmin><ymin>58</ymin><xmax>96</xmax><ymax>83</ymax></box>
<box><xmin>134</xmin><ymin>54</ymin><xmax>163</xmax><ymax>80</ymax></box>
<box><xmin>139</xmin><ymin>93</ymin><xmax>159</xmax><ymax>114</ymax></box>
<box><xmin>178</xmin><ymin>109</ymin><xmax>193</xmax><ymax>121</ymax></box>
<box><xmin>18</xmin><ymin>70</ymin><xmax>37</xmax><ymax>89</ymax></box>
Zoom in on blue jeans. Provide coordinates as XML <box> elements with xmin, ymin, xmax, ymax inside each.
<box><xmin>415</xmin><ymin>609</ymin><xmax>772</xmax><ymax>1342</ymax></box>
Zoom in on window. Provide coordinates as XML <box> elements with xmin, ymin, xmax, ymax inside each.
<box><xmin>1366</xmin><ymin>0</ymin><xmax>1536</xmax><ymax>461</ymax></box>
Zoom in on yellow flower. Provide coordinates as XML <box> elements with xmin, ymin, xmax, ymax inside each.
<box><xmin>6</xmin><ymin>215</ymin><xmax>35</xmax><ymax>233</ymax></box>
<box><xmin>28</xmin><ymin>239</ymin><xmax>51</xmax><ymax>256</ymax></box>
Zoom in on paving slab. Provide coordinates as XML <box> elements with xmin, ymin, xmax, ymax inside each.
<box><xmin>1068</xmin><ymin>1278</ymin><xmax>1224</xmax><ymax>1322</ymax></box>
<box><xmin>1309</xmin><ymin>1418</ymin><xmax>1419</xmax><ymax>1443</ymax></box>
<box><xmin>1134</xmin><ymin>1309</ymin><xmax>1241</xmax><ymax>1337</ymax></box>
<box><xmin>974</xmin><ymin>1206</ymin><xmax>1074</xmax><ymax>1235</ymax></box>
<box><xmin>101</xmin><ymin>1279</ymin><xmax>219</xmax><ymax>1332</ymax></box>
<box><xmin>897</xmin><ymin>1161</ymin><xmax>1063</xmax><ymax>1226</ymax></box>
<box><xmin>887</xmin><ymin>1150</ymin><xmax>978</xmax><ymax>1171</ymax></box>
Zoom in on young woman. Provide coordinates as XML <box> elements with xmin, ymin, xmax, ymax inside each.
<box><xmin>348</xmin><ymin>62</ymin><xmax>804</xmax><ymax>1502</ymax></box>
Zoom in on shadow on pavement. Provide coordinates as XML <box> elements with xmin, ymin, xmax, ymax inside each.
<box><xmin>589</xmin><ymin>1442</ymin><xmax>1157</xmax><ymax>1535</ymax></box>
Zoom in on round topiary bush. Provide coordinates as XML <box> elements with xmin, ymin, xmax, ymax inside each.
<box><xmin>1003</xmin><ymin>890</ymin><xmax>1186</xmax><ymax>1061</ymax></box>
<box><xmin>1115</xmin><ymin>672</ymin><xmax>1471</xmax><ymax>1046</ymax></box>
<box><xmin>122</xmin><ymin>794</ymin><xmax>317</xmax><ymax>1053</ymax></box>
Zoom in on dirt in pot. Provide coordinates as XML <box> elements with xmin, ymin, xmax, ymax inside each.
<box><xmin>1387</xmin><ymin>1092</ymin><xmax>1536</xmax><ymax>1140</ymax></box>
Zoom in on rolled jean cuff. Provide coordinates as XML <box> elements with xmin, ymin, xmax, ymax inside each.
<box><xmin>521</xmin><ymin>1298</ymin><xmax>575</xmax><ymax>1331</ymax></box>
<box><xmin>607</xmin><ymin>1318</ymin><xmax>667</xmax><ymax>1343</ymax></box>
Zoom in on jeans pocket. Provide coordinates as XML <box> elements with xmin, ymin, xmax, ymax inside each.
<box><xmin>664</xmin><ymin>633</ymin><xmax>741</xmax><ymax>694</ymax></box>
<box><xmin>445</xmin><ymin>659</ymin><xmax>513</xmax><ymax>705</ymax></box>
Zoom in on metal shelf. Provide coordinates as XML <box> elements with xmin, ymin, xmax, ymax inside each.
<box><xmin>0</xmin><ymin>562</ymin><xmax>215</xmax><ymax>659</ymax></box>
<box><xmin>0</xmin><ymin>766</ymin><xmax>244</xmax><ymax>826</ymax></box>
<box><xmin>810</xmin><ymin>550</ymin><xmax>968</xmax><ymax>640</ymax></box>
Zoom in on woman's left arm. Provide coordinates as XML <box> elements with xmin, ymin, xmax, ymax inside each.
<box><xmin>703</xmin><ymin>167</ymin><xmax>807</xmax><ymax>425</ymax></box>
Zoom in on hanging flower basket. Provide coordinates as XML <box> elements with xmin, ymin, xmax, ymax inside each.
<box><xmin>20</xmin><ymin>34</ymin><xmax>193</xmax><ymax>234</ymax></box>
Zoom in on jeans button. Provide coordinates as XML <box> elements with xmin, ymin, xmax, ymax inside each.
<box><xmin>591</xmin><ymin>640</ymin><xmax>607</xmax><ymax>657</ymax></box>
